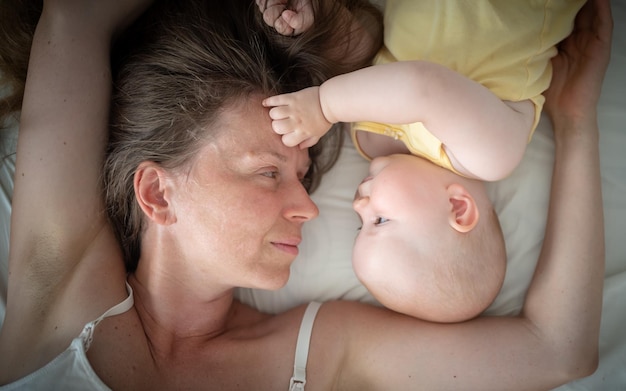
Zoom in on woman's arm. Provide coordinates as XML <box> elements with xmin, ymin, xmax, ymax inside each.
<box><xmin>316</xmin><ymin>0</ymin><xmax>611</xmax><ymax>389</ymax></box>
<box><xmin>8</xmin><ymin>3</ymin><xmax>114</xmax><ymax>321</ymax></box>
<box><xmin>0</xmin><ymin>0</ymin><xmax>149</xmax><ymax>381</ymax></box>
<box><xmin>10</xmin><ymin>0</ymin><xmax>149</xmax><ymax>305</ymax></box>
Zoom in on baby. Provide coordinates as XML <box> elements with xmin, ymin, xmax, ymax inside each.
<box><xmin>260</xmin><ymin>0</ymin><xmax>585</xmax><ymax>322</ymax></box>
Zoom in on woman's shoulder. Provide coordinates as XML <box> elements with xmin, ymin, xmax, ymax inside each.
<box><xmin>0</xmin><ymin>275</ymin><xmax>140</xmax><ymax>387</ymax></box>
<box><xmin>0</xmin><ymin>238</ymin><xmax>129</xmax><ymax>375</ymax></box>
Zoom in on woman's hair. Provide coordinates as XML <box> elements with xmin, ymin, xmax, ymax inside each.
<box><xmin>0</xmin><ymin>1</ymin><xmax>36</xmax><ymax>114</ymax></box>
<box><xmin>0</xmin><ymin>0</ymin><xmax>382</xmax><ymax>271</ymax></box>
<box><xmin>0</xmin><ymin>0</ymin><xmax>41</xmax><ymax>146</ymax></box>
<box><xmin>253</xmin><ymin>0</ymin><xmax>384</xmax><ymax>89</ymax></box>
<box><xmin>107</xmin><ymin>0</ymin><xmax>382</xmax><ymax>270</ymax></box>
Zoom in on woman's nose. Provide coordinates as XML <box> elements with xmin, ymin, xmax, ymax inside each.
<box><xmin>285</xmin><ymin>183</ymin><xmax>319</xmax><ymax>222</ymax></box>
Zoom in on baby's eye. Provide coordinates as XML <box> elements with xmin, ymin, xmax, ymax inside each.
<box><xmin>374</xmin><ymin>217</ymin><xmax>389</xmax><ymax>225</ymax></box>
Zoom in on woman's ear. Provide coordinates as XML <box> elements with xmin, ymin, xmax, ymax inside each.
<box><xmin>134</xmin><ymin>162</ymin><xmax>177</xmax><ymax>225</ymax></box>
<box><xmin>446</xmin><ymin>183</ymin><xmax>479</xmax><ymax>233</ymax></box>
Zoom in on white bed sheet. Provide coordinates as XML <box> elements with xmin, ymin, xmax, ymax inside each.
<box><xmin>1</xmin><ymin>1</ymin><xmax>625</xmax><ymax>389</ymax></box>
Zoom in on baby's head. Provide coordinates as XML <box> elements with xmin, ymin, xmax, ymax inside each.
<box><xmin>352</xmin><ymin>154</ymin><xmax>506</xmax><ymax>323</ymax></box>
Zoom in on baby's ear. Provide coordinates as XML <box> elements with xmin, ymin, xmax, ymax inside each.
<box><xmin>446</xmin><ymin>183</ymin><xmax>479</xmax><ymax>233</ymax></box>
<box><xmin>134</xmin><ymin>162</ymin><xmax>177</xmax><ymax>225</ymax></box>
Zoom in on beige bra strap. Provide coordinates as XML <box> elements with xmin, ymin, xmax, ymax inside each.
<box><xmin>288</xmin><ymin>301</ymin><xmax>322</xmax><ymax>391</ymax></box>
<box><xmin>79</xmin><ymin>281</ymin><xmax>134</xmax><ymax>351</ymax></box>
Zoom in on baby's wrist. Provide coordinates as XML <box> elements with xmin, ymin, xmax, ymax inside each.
<box><xmin>317</xmin><ymin>83</ymin><xmax>335</xmax><ymax>125</ymax></box>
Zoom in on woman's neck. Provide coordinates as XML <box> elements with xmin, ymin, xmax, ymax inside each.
<box><xmin>127</xmin><ymin>270</ymin><xmax>237</xmax><ymax>357</ymax></box>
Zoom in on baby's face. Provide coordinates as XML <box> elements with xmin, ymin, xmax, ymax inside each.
<box><xmin>351</xmin><ymin>155</ymin><xmax>497</xmax><ymax>321</ymax></box>
<box><xmin>352</xmin><ymin>154</ymin><xmax>447</xmax><ymax>237</ymax></box>
<box><xmin>351</xmin><ymin>154</ymin><xmax>451</xmax><ymax>288</ymax></box>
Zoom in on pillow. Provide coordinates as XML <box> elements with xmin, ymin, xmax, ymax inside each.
<box><xmin>0</xmin><ymin>114</ymin><xmax>18</xmax><ymax>329</ymax></box>
<box><xmin>236</xmin><ymin>115</ymin><xmax>556</xmax><ymax>316</ymax></box>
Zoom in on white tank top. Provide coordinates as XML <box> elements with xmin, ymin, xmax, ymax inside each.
<box><xmin>0</xmin><ymin>283</ymin><xmax>134</xmax><ymax>391</ymax></box>
<box><xmin>1</xmin><ymin>287</ymin><xmax>322</xmax><ymax>391</ymax></box>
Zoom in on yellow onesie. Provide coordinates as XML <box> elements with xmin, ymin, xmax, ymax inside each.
<box><xmin>352</xmin><ymin>0</ymin><xmax>585</xmax><ymax>173</ymax></box>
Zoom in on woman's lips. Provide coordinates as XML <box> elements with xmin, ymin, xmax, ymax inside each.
<box><xmin>272</xmin><ymin>237</ymin><xmax>302</xmax><ymax>256</ymax></box>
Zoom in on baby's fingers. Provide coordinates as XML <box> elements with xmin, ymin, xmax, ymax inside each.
<box><xmin>263</xmin><ymin>95</ymin><xmax>290</xmax><ymax>109</ymax></box>
<box><xmin>298</xmin><ymin>137</ymin><xmax>320</xmax><ymax>149</ymax></box>
<box><xmin>281</xmin><ymin>132</ymin><xmax>308</xmax><ymax>148</ymax></box>
<box><xmin>274</xmin><ymin>16</ymin><xmax>295</xmax><ymax>36</ymax></box>
<box><xmin>267</xmin><ymin>105</ymin><xmax>293</xmax><ymax>122</ymax></box>
<box><xmin>257</xmin><ymin>1</ymin><xmax>296</xmax><ymax>36</ymax></box>
<box><xmin>269</xmin><ymin>116</ymin><xmax>302</xmax><ymax>139</ymax></box>
<box><xmin>260</xmin><ymin>3</ymin><xmax>283</xmax><ymax>26</ymax></box>
<box><xmin>281</xmin><ymin>9</ymin><xmax>314</xmax><ymax>35</ymax></box>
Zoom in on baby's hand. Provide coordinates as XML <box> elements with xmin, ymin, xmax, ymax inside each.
<box><xmin>256</xmin><ymin>0</ymin><xmax>314</xmax><ymax>36</ymax></box>
<box><xmin>263</xmin><ymin>87</ymin><xmax>333</xmax><ymax>148</ymax></box>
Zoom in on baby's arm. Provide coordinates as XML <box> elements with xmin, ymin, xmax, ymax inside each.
<box><xmin>320</xmin><ymin>61</ymin><xmax>534</xmax><ymax>180</ymax></box>
<box><xmin>265</xmin><ymin>60</ymin><xmax>533</xmax><ymax>179</ymax></box>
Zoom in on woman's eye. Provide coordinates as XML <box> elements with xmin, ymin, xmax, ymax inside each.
<box><xmin>261</xmin><ymin>170</ymin><xmax>278</xmax><ymax>179</ymax></box>
<box><xmin>374</xmin><ymin>217</ymin><xmax>389</xmax><ymax>225</ymax></box>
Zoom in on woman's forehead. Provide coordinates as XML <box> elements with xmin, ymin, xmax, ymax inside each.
<box><xmin>215</xmin><ymin>113</ymin><xmax>282</xmax><ymax>153</ymax></box>
<box><xmin>218</xmin><ymin>95</ymin><xmax>275</xmax><ymax>137</ymax></box>
<box><xmin>208</xmin><ymin>101</ymin><xmax>311</xmax><ymax>169</ymax></box>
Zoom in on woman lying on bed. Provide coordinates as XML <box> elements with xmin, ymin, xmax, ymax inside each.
<box><xmin>0</xmin><ymin>0</ymin><xmax>611</xmax><ymax>389</ymax></box>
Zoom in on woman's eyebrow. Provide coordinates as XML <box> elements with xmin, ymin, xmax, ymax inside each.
<box><xmin>263</xmin><ymin>151</ymin><xmax>287</xmax><ymax>163</ymax></box>
<box><xmin>247</xmin><ymin>151</ymin><xmax>310</xmax><ymax>172</ymax></box>
<box><xmin>242</xmin><ymin>151</ymin><xmax>287</xmax><ymax>163</ymax></box>
<box><xmin>247</xmin><ymin>151</ymin><xmax>287</xmax><ymax>163</ymax></box>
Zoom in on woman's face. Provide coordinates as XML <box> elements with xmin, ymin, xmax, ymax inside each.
<box><xmin>169</xmin><ymin>96</ymin><xmax>319</xmax><ymax>291</ymax></box>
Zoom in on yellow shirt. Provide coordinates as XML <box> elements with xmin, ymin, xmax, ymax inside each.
<box><xmin>352</xmin><ymin>0</ymin><xmax>585</xmax><ymax>171</ymax></box>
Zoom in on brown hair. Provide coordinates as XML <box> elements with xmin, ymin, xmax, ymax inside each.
<box><xmin>106</xmin><ymin>0</ymin><xmax>382</xmax><ymax>270</ymax></box>
<box><xmin>0</xmin><ymin>0</ymin><xmax>382</xmax><ymax>270</ymax></box>
<box><xmin>0</xmin><ymin>0</ymin><xmax>41</xmax><ymax>131</ymax></box>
